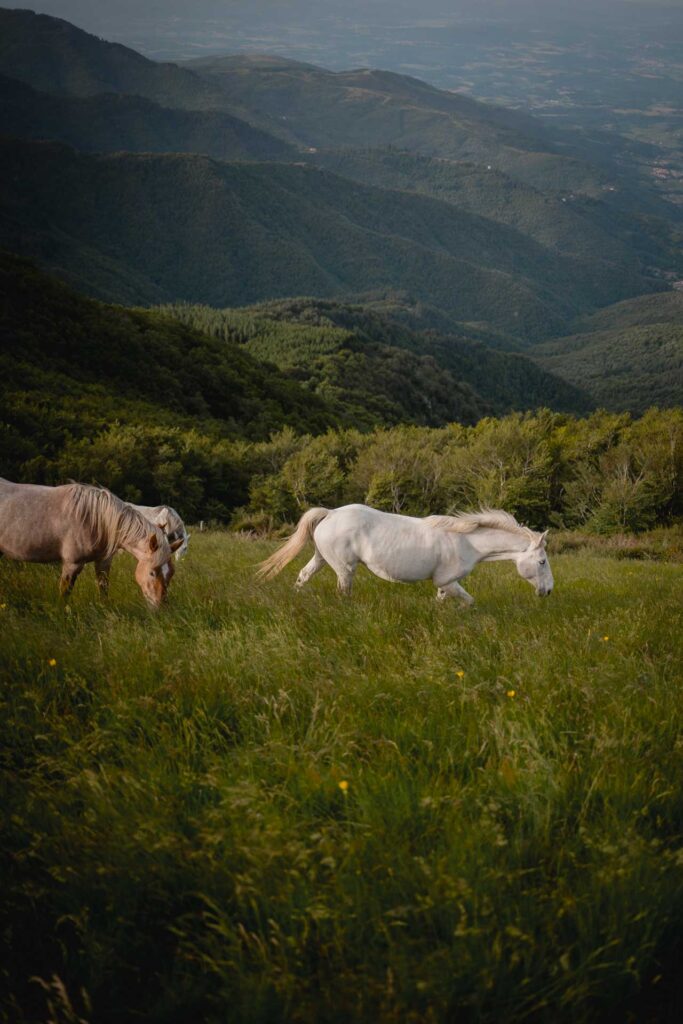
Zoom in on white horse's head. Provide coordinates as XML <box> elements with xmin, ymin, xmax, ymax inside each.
<box><xmin>515</xmin><ymin>531</ymin><xmax>553</xmax><ymax>597</ymax></box>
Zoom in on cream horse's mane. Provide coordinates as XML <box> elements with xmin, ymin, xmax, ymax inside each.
<box><xmin>425</xmin><ymin>508</ymin><xmax>539</xmax><ymax>542</ymax></box>
<box><xmin>66</xmin><ymin>483</ymin><xmax>169</xmax><ymax>563</ymax></box>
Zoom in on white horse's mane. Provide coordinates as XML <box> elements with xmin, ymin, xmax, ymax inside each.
<box><xmin>425</xmin><ymin>508</ymin><xmax>537</xmax><ymax>540</ymax></box>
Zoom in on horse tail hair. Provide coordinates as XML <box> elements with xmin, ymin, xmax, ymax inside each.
<box><xmin>256</xmin><ymin>507</ymin><xmax>330</xmax><ymax>581</ymax></box>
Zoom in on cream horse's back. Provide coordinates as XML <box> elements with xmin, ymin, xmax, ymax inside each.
<box><xmin>258</xmin><ymin>503</ymin><xmax>553</xmax><ymax>604</ymax></box>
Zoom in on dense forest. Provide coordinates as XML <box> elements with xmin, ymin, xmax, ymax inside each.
<box><xmin>1</xmin><ymin>254</ymin><xmax>679</xmax><ymax>533</ymax></box>
<box><xmin>2</xmin><ymin>136</ymin><xmax>645</xmax><ymax>336</ymax></box>
<box><xmin>160</xmin><ymin>298</ymin><xmax>589</xmax><ymax>422</ymax></box>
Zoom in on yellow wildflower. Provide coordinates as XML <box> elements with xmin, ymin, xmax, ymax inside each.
<box><xmin>338</xmin><ymin>780</ymin><xmax>349</xmax><ymax>793</ymax></box>
<box><xmin>601</xmin><ymin>635</ymin><xmax>609</xmax><ymax>642</ymax></box>
<box><xmin>506</xmin><ymin>689</ymin><xmax>516</xmax><ymax>698</ymax></box>
<box><xmin>48</xmin><ymin>658</ymin><xmax>57</xmax><ymax>667</ymax></box>
<box><xmin>456</xmin><ymin>670</ymin><xmax>465</xmax><ymax>679</ymax></box>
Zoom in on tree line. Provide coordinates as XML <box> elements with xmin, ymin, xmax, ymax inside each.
<box><xmin>28</xmin><ymin>408</ymin><xmax>682</xmax><ymax>535</ymax></box>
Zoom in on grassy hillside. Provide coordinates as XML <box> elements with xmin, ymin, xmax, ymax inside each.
<box><xmin>162</xmin><ymin>298</ymin><xmax>589</xmax><ymax>418</ymax></box>
<box><xmin>0</xmin><ymin>73</ymin><xmax>297</xmax><ymax>162</ymax></box>
<box><xmin>0</xmin><ymin>137</ymin><xmax>663</xmax><ymax>337</ymax></box>
<box><xmin>1</xmin><ymin>534</ymin><xmax>682</xmax><ymax>1023</ymax></box>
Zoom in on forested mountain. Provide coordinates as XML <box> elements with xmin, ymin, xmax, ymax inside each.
<box><xmin>4</xmin><ymin>254</ymin><xmax>677</xmax><ymax>532</ymax></box>
<box><xmin>0</xmin><ymin>7</ymin><xmax>230</xmax><ymax>110</ymax></box>
<box><xmin>312</xmin><ymin>148</ymin><xmax>683</xmax><ymax>280</ymax></box>
<box><xmin>0</xmin><ymin>253</ymin><xmax>502</xmax><ymax>474</ymax></box>
<box><xmin>0</xmin><ymin>7</ymin><xmax>679</xmax><ymax>430</ymax></box>
<box><xmin>181</xmin><ymin>53</ymin><xmax>670</xmax><ymax>202</ymax></box>
<box><xmin>0</xmin><ymin>252</ymin><xmax>337</xmax><ymax>458</ymax></box>
<box><xmin>0</xmin><ymin>6</ymin><xmax>660</xmax><ymax>202</ymax></box>
<box><xmin>0</xmin><ymin>137</ymin><xmax>665</xmax><ymax>337</ymax></box>
<box><xmin>161</xmin><ymin>298</ymin><xmax>589</xmax><ymax>421</ymax></box>
<box><xmin>0</xmin><ymin>74</ymin><xmax>297</xmax><ymax>161</ymax></box>
<box><xmin>531</xmin><ymin>293</ymin><xmax>683</xmax><ymax>413</ymax></box>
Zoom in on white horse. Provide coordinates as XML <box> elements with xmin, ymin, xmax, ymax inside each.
<box><xmin>258</xmin><ymin>504</ymin><xmax>553</xmax><ymax>604</ymax></box>
<box><xmin>131</xmin><ymin>505</ymin><xmax>190</xmax><ymax>562</ymax></box>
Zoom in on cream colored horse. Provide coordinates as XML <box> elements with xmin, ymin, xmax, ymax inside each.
<box><xmin>91</xmin><ymin>502</ymin><xmax>190</xmax><ymax>590</ymax></box>
<box><xmin>0</xmin><ymin>479</ymin><xmax>182</xmax><ymax>608</ymax></box>
<box><xmin>258</xmin><ymin>504</ymin><xmax>553</xmax><ymax>603</ymax></box>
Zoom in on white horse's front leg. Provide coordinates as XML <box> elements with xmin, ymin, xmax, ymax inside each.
<box><xmin>436</xmin><ymin>580</ymin><xmax>474</xmax><ymax>606</ymax></box>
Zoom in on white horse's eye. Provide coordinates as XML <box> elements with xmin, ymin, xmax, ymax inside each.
<box><xmin>539</xmin><ymin>558</ymin><xmax>546</xmax><ymax>565</ymax></box>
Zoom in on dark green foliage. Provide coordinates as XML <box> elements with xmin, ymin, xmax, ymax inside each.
<box><xmin>0</xmin><ymin>252</ymin><xmax>340</xmax><ymax>513</ymax></box>
<box><xmin>531</xmin><ymin>294</ymin><xmax>683</xmax><ymax>413</ymax></box>
<box><xmin>238</xmin><ymin>409</ymin><xmax>683</xmax><ymax>536</ymax></box>
<box><xmin>0</xmin><ymin>7</ymin><xmax>229</xmax><ymax>110</ymax></box>
<box><xmin>0</xmin><ymin>136</ymin><xmax>614</xmax><ymax>337</ymax></box>
<box><xmin>161</xmin><ymin>297</ymin><xmax>590</xmax><ymax>420</ymax></box>
<box><xmin>0</xmin><ymin>73</ymin><xmax>297</xmax><ymax>162</ymax></box>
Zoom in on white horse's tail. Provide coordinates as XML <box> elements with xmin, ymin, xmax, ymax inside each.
<box><xmin>257</xmin><ymin>507</ymin><xmax>330</xmax><ymax>581</ymax></box>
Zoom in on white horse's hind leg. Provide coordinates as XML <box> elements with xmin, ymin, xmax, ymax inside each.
<box><xmin>295</xmin><ymin>550</ymin><xmax>326</xmax><ymax>590</ymax></box>
<box><xmin>335</xmin><ymin>566</ymin><xmax>356</xmax><ymax>596</ymax></box>
<box><xmin>436</xmin><ymin>580</ymin><xmax>474</xmax><ymax>606</ymax></box>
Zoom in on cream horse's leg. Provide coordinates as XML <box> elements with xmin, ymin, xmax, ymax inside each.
<box><xmin>94</xmin><ymin>557</ymin><xmax>113</xmax><ymax>599</ymax></box>
<box><xmin>59</xmin><ymin>561</ymin><xmax>84</xmax><ymax>597</ymax></box>
<box><xmin>295</xmin><ymin>550</ymin><xmax>326</xmax><ymax>590</ymax></box>
<box><xmin>436</xmin><ymin>580</ymin><xmax>474</xmax><ymax>606</ymax></box>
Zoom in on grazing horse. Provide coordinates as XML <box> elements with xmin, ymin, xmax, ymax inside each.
<box><xmin>0</xmin><ymin>479</ymin><xmax>183</xmax><ymax>608</ymax></box>
<box><xmin>131</xmin><ymin>504</ymin><xmax>189</xmax><ymax>561</ymax></box>
<box><xmin>90</xmin><ymin>502</ymin><xmax>191</xmax><ymax>591</ymax></box>
<box><xmin>257</xmin><ymin>504</ymin><xmax>553</xmax><ymax>604</ymax></box>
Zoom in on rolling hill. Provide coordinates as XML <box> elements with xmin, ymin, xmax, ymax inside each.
<box><xmin>312</xmin><ymin>148</ymin><xmax>683</xmax><ymax>280</ymax></box>
<box><xmin>531</xmin><ymin>293</ymin><xmax>683</xmax><ymax>413</ymax></box>
<box><xmin>0</xmin><ymin>251</ymin><xmax>338</xmax><ymax>446</ymax></box>
<box><xmin>160</xmin><ymin>297</ymin><xmax>590</xmax><ymax>421</ymax></box>
<box><xmin>0</xmin><ymin>7</ymin><xmax>651</xmax><ymax>200</ymax></box>
<box><xmin>0</xmin><ymin>73</ymin><xmax>297</xmax><ymax>161</ymax></box>
<box><xmin>1</xmin><ymin>254</ymin><xmax>590</xmax><ymax>509</ymax></box>
<box><xmin>0</xmin><ymin>7</ymin><xmax>230</xmax><ymax>110</ymax></box>
<box><xmin>0</xmin><ymin>137</ymin><xmax>664</xmax><ymax>338</ymax></box>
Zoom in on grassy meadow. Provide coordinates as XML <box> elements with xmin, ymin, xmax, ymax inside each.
<box><xmin>1</xmin><ymin>533</ymin><xmax>682</xmax><ymax>1023</ymax></box>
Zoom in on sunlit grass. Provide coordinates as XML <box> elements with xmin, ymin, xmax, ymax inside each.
<box><xmin>1</xmin><ymin>534</ymin><xmax>682</xmax><ymax>1023</ymax></box>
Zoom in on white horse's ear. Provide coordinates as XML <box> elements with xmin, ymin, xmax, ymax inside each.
<box><xmin>158</xmin><ymin>507</ymin><xmax>170</xmax><ymax>529</ymax></box>
<box><xmin>536</xmin><ymin>530</ymin><xmax>549</xmax><ymax>547</ymax></box>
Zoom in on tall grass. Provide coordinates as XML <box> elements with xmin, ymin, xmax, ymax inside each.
<box><xmin>1</xmin><ymin>535</ymin><xmax>682</xmax><ymax>1023</ymax></box>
